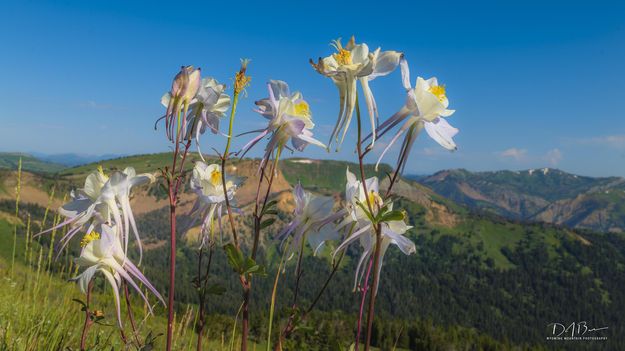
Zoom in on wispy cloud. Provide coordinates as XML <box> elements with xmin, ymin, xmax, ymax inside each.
<box><xmin>498</xmin><ymin>148</ymin><xmax>527</xmax><ymax>161</ymax></box>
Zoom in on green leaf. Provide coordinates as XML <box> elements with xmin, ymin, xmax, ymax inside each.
<box><xmin>379</xmin><ymin>210</ymin><xmax>405</xmax><ymax>223</ymax></box>
<box><xmin>242</xmin><ymin>257</ymin><xmax>267</xmax><ymax>276</ymax></box>
<box><xmin>224</xmin><ymin>243</ymin><xmax>244</xmax><ymax>273</ymax></box>
<box><xmin>355</xmin><ymin>201</ymin><xmax>376</xmax><ymax>224</ymax></box>
<box><xmin>261</xmin><ymin>200</ymin><xmax>279</xmax><ymax>215</ymax></box>
<box><xmin>206</xmin><ymin>284</ymin><xmax>226</xmax><ymax>295</ymax></box>
<box><xmin>260</xmin><ymin>218</ymin><xmax>276</xmax><ymax>229</ymax></box>
<box><xmin>72</xmin><ymin>298</ymin><xmax>86</xmax><ymax>307</ymax></box>
<box><xmin>374</xmin><ymin>204</ymin><xmax>391</xmax><ymax>222</ymax></box>
<box><xmin>265</xmin><ymin>199</ymin><xmax>278</xmax><ymax>209</ymax></box>
<box><xmin>244</xmin><ymin>264</ymin><xmax>260</xmax><ymax>274</ymax></box>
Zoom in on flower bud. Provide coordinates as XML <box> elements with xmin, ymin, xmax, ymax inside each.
<box><xmin>171</xmin><ymin>66</ymin><xmax>201</xmax><ymax>104</ymax></box>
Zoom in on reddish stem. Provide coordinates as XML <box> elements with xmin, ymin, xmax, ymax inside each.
<box><xmin>355</xmin><ymin>257</ymin><xmax>373</xmax><ymax>351</ymax></box>
<box><xmin>80</xmin><ymin>281</ymin><xmax>94</xmax><ymax>351</ymax></box>
<box><xmin>166</xmin><ymin>139</ymin><xmax>192</xmax><ymax>351</ymax></box>
<box><xmin>242</xmin><ymin>148</ymin><xmax>281</xmax><ymax>351</ymax></box>
<box><xmin>165</xmin><ymin>184</ymin><xmax>177</xmax><ymax>351</ymax></box>
<box><xmin>124</xmin><ymin>282</ymin><xmax>142</xmax><ymax>347</ymax></box>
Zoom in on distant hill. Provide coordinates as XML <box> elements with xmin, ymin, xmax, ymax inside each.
<box><xmin>0</xmin><ymin>152</ymin><xmax>66</xmax><ymax>173</ymax></box>
<box><xmin>281</xmin><ymin>158</ymin><xmax>392</xmax><ymax>193</ymax></box>
<box><xmin>31</xmin><ymin>152</ymin><xmax>124</xmax><ymax>167</ymax></box>
<box><xmin>417</xmin><ymin>168</ymin><xmax>625</xmax><ymax>233</ymax></box>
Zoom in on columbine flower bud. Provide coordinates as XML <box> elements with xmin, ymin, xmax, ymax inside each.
<box><xmin>161</xmin><ymin>66</ymin><xmax>202</xmax><ymax>141</ymax></box>
<box><xmin>172</xmin><ymin>66</ymin><xmax>201</xmax><ymax>104</ymax></box>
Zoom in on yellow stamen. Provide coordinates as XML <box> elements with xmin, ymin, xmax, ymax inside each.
<box><xmin>333</xmin><ymin>48</ymin><xmax>352</xmax><ymax>66</ymax></box>
<box><xmin>367</xmin><ymin>190</ymin><xmax>383</xmax><ymax>208</ymax></box>
<box><xmin>210</xmin><ymin>169</ymin><xmax>222</xmax><ymax>186</ymax></box>
<box><xmin>97</xmin><ymin>165</ymin><xmax>105</xmax><ymax>175</ymax></box>
<box><xmin>80</xmin><ymin>231</ymin><xmax>100</xmax><ymax>247</ymax></box>
<box><xmin>293</xmin><ymin>101</ymin><xmax>310</xmax><ymax>117</ymax></box>
<box><xmin>234</xmin><ymin>59</ymin><xmax>252</xmax><ymax>94</ymax></box>
<box><xmin>429</xmin><ymin>85</ymin><xmax>446</xmax><ymax>102</ymax></box>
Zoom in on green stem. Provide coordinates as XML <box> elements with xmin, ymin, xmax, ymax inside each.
<box><xmin>222</xmin><ymin>91</ymin><xmax>241</xmax><ymax>247</ymax></box>
<box><xmin>292</xmin><ymin>231</ymin><xmax>308</xmax><ymax>306</ymax></box>
<box><xmin>10</xmin><ymin>157</ymin><xmax>22</xmax><ymax>278</ymax></box>
<box><xmin>267</xmin><ymin>238</ymin><xmax>290</xmax><ymax>351</ymax></box>
<box><xmin>224</xmin><ymin>92</ymin><xmax>239</xmax><ymax>157</ymax></box>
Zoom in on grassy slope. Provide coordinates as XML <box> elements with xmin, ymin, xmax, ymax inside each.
<box><xmin>0</xmin><ymin>216</ymin><xmax>413</xmax><ymax>351</ymax></box>
<box><xmin>280</xmin><ymin>158</ymin><xmax>393</xmax><ymax>193</ymax></box>
<box><xmin>0</xmin><ymin>218</ymin><xmax>263</xmax><ymax>351</ymax></box>
<box><xmin>0</xmin><ymin>153</ymin><xmax>66</xmax><ymax>174</ymax></box>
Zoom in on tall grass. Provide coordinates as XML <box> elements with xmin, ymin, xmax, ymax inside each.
<box><xmin>10</xmin><ymin>157</ymin><xmax>21</xmax><ymax>278</ymax></box>
<box><xmin>0</xmin><ymin>240</ymin><xmax>253</xmax><ymax>350</ymax></box>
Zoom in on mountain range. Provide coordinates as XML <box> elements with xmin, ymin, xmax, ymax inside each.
<box><xmin>415</xmin><ymin>168</ymin><xmax>625</xmax><ymax>233</ymax></box>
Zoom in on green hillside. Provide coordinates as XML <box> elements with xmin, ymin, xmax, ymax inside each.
<box><xmin>0</xmin><ymin>152</ymin><xmax>66</xmax><ymax>174</ymax></box>
<box><xmin>281</xmin><ymin>158</ymin><xmax>393</xmax><ymax>193</ymax></box>
<box><xmin>59</xmin><ymin>152</ymin><xmax>205</xmax><ymax>177</ymax></box>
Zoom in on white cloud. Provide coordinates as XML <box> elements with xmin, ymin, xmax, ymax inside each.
<box><xmin>498</xmin><ymin>148</ymin><xmax>527</xmax><ymax>161</ymax></box>
<box><xmin>544</xmin><ymin>148</ymin><xmax>563</xmax><ymax>166</ymax></box>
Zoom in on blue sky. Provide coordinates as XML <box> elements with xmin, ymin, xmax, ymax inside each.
<box><xmin>1</xmin><ymin>0</ymin><xmax>624</xmax><ymax>176</ymax></box>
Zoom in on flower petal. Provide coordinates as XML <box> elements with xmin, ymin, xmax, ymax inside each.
<box><xmin>424</xmin><ymin>118</ymin><xmax>458</xmax><ymax>151</ymax></box>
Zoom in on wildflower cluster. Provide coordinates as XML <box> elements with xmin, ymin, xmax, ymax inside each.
<box><xmin>40</xmin><ymin>35</ymin><xmax>459</xmax><ymax>351</ymax></box>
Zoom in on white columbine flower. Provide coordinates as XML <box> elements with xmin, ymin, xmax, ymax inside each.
<box><xmin>334</xmin><ymin>168</ymin><xmax>416</xmax><ymax>292</ymax></box>
<box><xmin>276</xmin><ymin>182</ymin><xmax>338</xmax><ymax>255</ymax></box>
<box><xmin>104</xmin><ymin>167</ymin><xmax>156</xmax><ymax>262</ymax></box>
<box><xmin>373</xmin><ymin>61</ymin><xmax>458</xmax><ymax>172</ymax></box>
<box><xmin>189</xmin><ymin>162</ymin><xmax>239</xmax><ymax>246</ymax></box>
<box><xmin>73</xmin><ymin>224</ymin><xmax>164</xmax><ymax>327</ymax></box>
<box><xmin>310</xmin><ymin>36</ymin><xmax>404</xmax><ymax>149</ymax></box>
<box><xmin>162</xmin><ymin>77</ymin><xmax>231</xmax><ymax>158</ymax></box>
<box><xmin>41</xmin><ymin>167</ymin><xmax>155</xmax><ymax>263</ymax></box>
<box><xmin>239</xmin><ymin>80</ymin><xmax>325</xmax><ymax>169</ymax></box>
